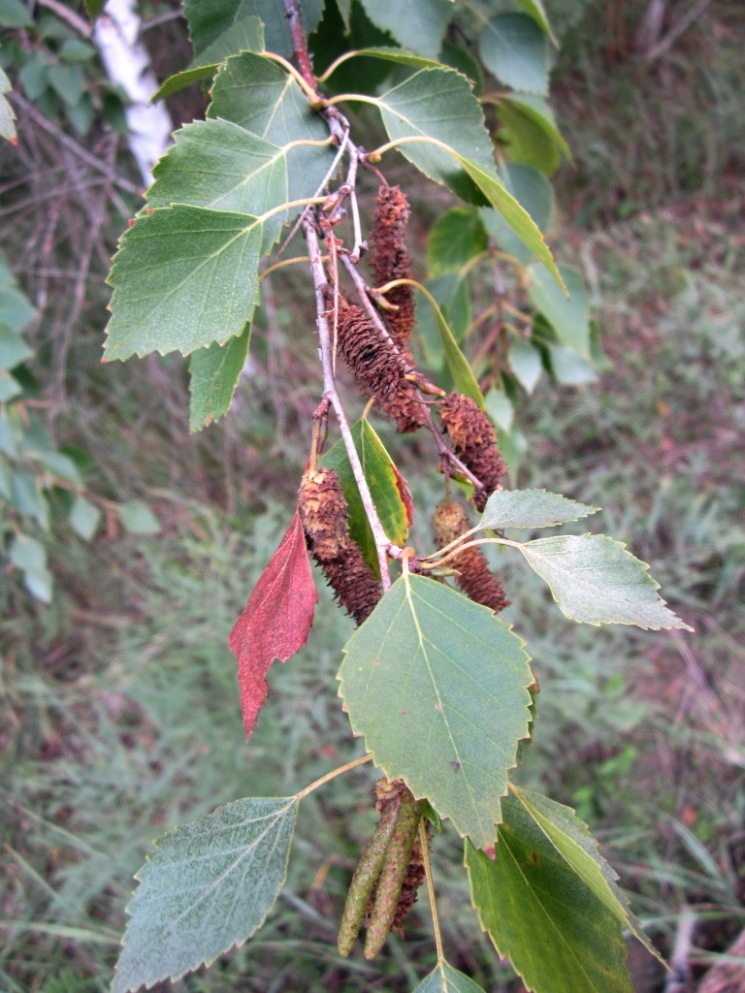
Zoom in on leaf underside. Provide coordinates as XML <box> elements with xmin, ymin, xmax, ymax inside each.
<box><xmin>478</xmin><ymin>488</ymin><xmax>600</xmax><ymax>531</ymax></box>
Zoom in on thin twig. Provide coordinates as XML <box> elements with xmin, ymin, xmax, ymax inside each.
<box><xmin>304</xmin><ymin>220</ymin><xmax>400</xmax><ymax>586</ymax></box>
<box><xmin>644</xmin><ymin>0</ymin><xmax>714</xmax><ymax>63</ymax></box>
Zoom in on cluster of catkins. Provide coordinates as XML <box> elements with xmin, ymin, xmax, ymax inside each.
<box><xmin>300</xmin><ymin>186</ymin><xmax>510</xmax><ymax>952</ymax></box>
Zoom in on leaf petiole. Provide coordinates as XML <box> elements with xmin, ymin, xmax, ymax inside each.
<box><xmin>294</xmin><ymin>753</ymin><xmax>373</xmax><ymax>803</ymax></box>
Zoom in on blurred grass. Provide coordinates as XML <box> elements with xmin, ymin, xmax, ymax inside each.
<box><xmin>1</xmin><ymin>1</ymin><xmax>744</xmax><ymax>990</ymax></box>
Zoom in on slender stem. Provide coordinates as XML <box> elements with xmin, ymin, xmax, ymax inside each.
<box><xmin>420</xmin><ymin>819</ymin><xmax>445</xmax><ymax>965</ymax></box>
<box><xmin>260</xmin><ymin>255</ymin><xmax>316</xmax><ymax>280</ymax></box>
<box><xmin>295</xmin><ymin>753</ymin><xmax>373</xmax><ymax>803</ymax></box>
<box><xmin>304</xmin><ymin>220</ymin><xmax>399</xmax><ymax>586</ymax></box>
<box><xmin>422</xmin><ymin>536</ymin><xmax>516</xmax><ymax>573</ymax></box>
<box><xmin>281</xmin><ymin>0</ymin><xmax>317</xmax><ymax>93</ymax></box>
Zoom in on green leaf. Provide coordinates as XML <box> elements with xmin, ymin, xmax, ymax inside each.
<box><xmin>508</xmin><ymin>337</ymin><xmax>543</xmax><ymax>392</ymax></box>
<box><xmin>338</xmin><ymin>573</ymin><xmax>533</xmax><ymax>849</ymax></box>
<box><xmin>0</xmin><ymin>66</ymin><xmax>17</xmax><ymax>143</ymax></box>
<box><xmin>9</xmin><ymin>533</ymin><xmax>53</xmax><ymax>603</ymax></box>
<box><xmin>83</xmin><ymin>0</ymin><xmax>104</xmax><ymax>17</ymax></box>
<box><xmin>208</xmin><ymin>53</ymin><xmax>334</xmax><ymax>204</ymax></box>
<box><xmin>47</xmin><ymin>63</ymin><xmax>86</xmax><ymax>106</ymax></box>
<box><xmin>528</xmin><ymin>263</ymin><xmax>590</xmax><ymax>358</ymax></box>
<box><xmin>153</xmin><ymin>16</ymin><xmax>264</xmax><ymax>100</ymax></box>
<box><xmin>479</xmin><ymin>14</ymin><xmax>549</xmax><ymax>96</ymax></box>
<box><xmin>111</xmin><ymin>796</ymin><xmax>298</xmax><ymax>993</ymax></box>
<box><xmin>465</xmin><ymin>788</ymin><xmax>636</xmax><ymax>993</ymax></box>
<box><xmin>69</xmin><ymin>495</ymin><xmax>102</xmax><ymax>541</ymax></box>
<box><xmin>548</xmin><ymin>344</ymin><xmax>598</xmax><ymax>385</ymax></box>
<box><xmin>416</xmin><ymin>274</ymin><xmax>470</xmax><ymax>372</ymax></box>
<box><xmin>330</xmin><ymin>47</ymin><xmax>443</xmax><ymax>73</ymax></box>
<box><xmin>0</xmin><ymin>369</ymin><xmax>20</xmax><ymax>401</ymax></box>
<box><xmin>441</xmin><ymin>39</ymin><xmax>484</xmax><ymax>95</ymax></box>
<box><xmin>497</xmin><ymin>97</ymin><xmax>561</xmax><ymax>173</ymax></box>
<box><xmin>0</xmin><ymin>283</ymin><xmax>36</xmax><ymax>332</ymax></box>
<box><xmin>59</xmin><ymin>39</ymin><xmax>97</xmax><ymax>63</ymax></box>
<box><xmin>484</xmin><ymin>387</ymin><xmax>513</xmax><ymax>433</ymax></box>
<box><xmin>498</xmin><ymin>421</ymin><xmax>529</xmax><ymax>484</ymax></box>
<box><xmin>189</xmin><ymin>327</ymin><xmax>250</xmax><ymax>431</ymax></box>
<box><xmin>117</xmin><ymin>500</ymin><xmax>161</xmax><ymax>536</ymax></box>
<box><xmin>104</xmin><ymin>205</ymin><xmax>263</xmax><ymax>361</ymax></box>
<box><xmin>147</xmin><ymin>119</ymin><xmax>288</xmax><ymax>248</ymax></box>
<box><xmin>11</xmin><ymin>471</ymin><xmax>49</xmax><ymax>530</ymax></box>
<box><xmin>517</xmin><ymin>533</ymin><xmax>693</xmax><ymax>630</ymax></box>
<box><xmin>19</xmin><ymin>56</ymin><xmax>50</xmax><ymax>102</ymax></box>
<box><xmin>0</xmin><ymin>0</ymin><xmax>33</xmax><ymax>28</ymax></box>
<box><xmin>413</xmin><ymin>961</ymin><xmax>487</xmax><ymax>993</ymax></box>
<box><xmin>513</xmin><ymin>0</ymin><xmax>555</xmax><ymax>42</ymax></box>
<box><xmin>30</xmin><ymin>449</ymin><xmax>83</xmax><ymax>485</ymax></box>
<box><xmin>427</xmin><ymin>207</ymin><xmax>488</xmax><ymax>277</ymax></box>
<box><xmin>481</xmin><ymin>162</ymin><xmax>553</xmax><ymax>265</ymax></box>
<box><xmin>417</xmin><ymin>287</ymin><xmax>484</xmax><ymax>408</ymax></box>
<box><xmin>357</xmin><ymin>0</ymin><xmax>453</xmax><ymax>59</ymax></box>
<box><xmin>479</xmin><ymin>488</ymin><xmax>600</xmax><ymax>531</ymax></box>
<box><xmin>185</xmin><ymin>0</ymin><xmax>322</xmax><ymax>60</ymax></box>
<box><xmin>500</xmin><ymin>92</ymin><xmax>571</xmax><ymax>163</ymax></box>
<box><xmin>320</xmin><ymin>418</ymin><xmax>412</xmax><ymax>578</ymax></box>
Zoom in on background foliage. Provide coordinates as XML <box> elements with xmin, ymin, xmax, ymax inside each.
<box><xmin>1</xmin><ymin>1</ymin><xmax>743</xmax><ymax>990</ymax></box>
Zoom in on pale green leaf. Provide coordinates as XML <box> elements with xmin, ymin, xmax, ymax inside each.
<box><xmin>0</xmin><ymin>453</ymin><xmax>9</xmax><ymax>498</ymax></box>
<box><xmin>427</xmin><ymin>207</ymin><xmax>487</xmax><ymax>277</ymax></box>
<box><xmin>0</xmin><ymin>321</ymin><xmax>33</xmax><ymax>371</ymax></box>
<box><xmin>549</xmin><ymin>344</ymin><xmax>598</xmax><ymax>385</ymax></box>
<box><xmin>508</xmin><ymin>337</ymin><xmax>543</xmax><ymax>392</ymax></box>
<box><xmin>528</xmin><ymin>262</ymin><xmax>590</xmax><ymax>357</ymax></box>
<box><xmin>517</xmin><ymin>533</ymin><xmax>692</xmax><ymax>629</ymax></box>
<box><xmin>30</xmin><ymin>450</ymin><xmax>83</xmax><ymax>484</ymax></box>
<box><xmin>104</xmin><ymin>205</ymin><xmax>263</xmax><ymax>361</ymax></box>
<box><xmin>22</xmin><ymin>565</ymin><xmax>54</xmax><ymax>602</ymax></box>
<box><xmin>117</xmin><ymin>500</ymin><xmax>160</xmax><ymax>536</ymax></box>
<box><xmin>415</xmin><ymin>274</ymin><xmax>470</xmax><ymax>372</ymax></box>
<box><xmin>338</xmin><ymin>574</ymin><xmax>533</xmax><ymax>849</ymax></box>
<box><xmin>189</xmin><ymin>327</ymin><xmax>250</xmax><ymax>431</ymax></box>
<box><xmin>11</xmin><ymin>471</ymin><xmax>49</xmax><ymax>530</ymax></box>
<box><xmin>147</xmin><ymin>119</ymin><xmax>288</xmax><ymax>248</ymax></box>
<box><xmin>336</xmin><ymin>0</ymin><xmax>352</xmax><ymax>30</ymax></box>
<box><xmin>208</xmin><ymin>53</ymin><xmax>334</xmax><ymax>204</ymax></box>
<box><xmin>358</xmin><ymin>0</ymin><xmax>453</xmax><ymax>59</ymax></box>
<box><xmin>413</xmin><ymin>961</ymin><xmax>487</xmax><ymax>993</ymax></box>
<box><xmin>0</xmin><ymin>284</ymin><xmax>37</xmax><ymax>332</ymax></box>
<box><xmin>500</xmin><ymin>92</ymin><xmax>571</xmax><ymax>162</ymax></box>
<box><xmin>9</xmin><ymin>533</ymin><xmax>47</xmax><ymax>572</ymax></box>
<box><xmin>333</xmin><ymin>47</ymin><xmax>442</xmax><ymax>72</ymax></box>
<box><xmin>508</xmin><ymin>787</ymin><xmax>665</xmax><ymax>963</ymax></box>
<box><xmin>419</xmin><ymin>288</ymin><xmax>484</xmax><ymax>408</ymax></box>
<box><xmin>154</xmin><ymin>17</ymin><xmax>264</xmax><ymax>100</ymax></box>
<box><xmin>465</xmin><ymin>790</ymin><xmax>635</xmax><ymax>993</ymax></box>
<box><xmin>479</xmin><ymin>14</ymin><xmax>549</xmax><ymax>95</ymax></box>
<box><xmin>0</xmin><ymin>66</ymin><xmax>17</xmax><ymax>143</ymax></box>
<box><xmin>484</xmin><ymin>388</ymin><xmax>513</xmax><ymax>432</ymax></box>
<box><xmin>498</xmin><ymin>422</ymin><xmax>528</xmax><ymax>484</ymax></box>
<box><xmin>481</xmin><ymin>162</ymin><xmax>553</xmax><ymax>265</ymax></box>
<box><xmin>0</xmin><ymin>0</ymin><xmax>32</xmax><ymax>28</ymax></box>
<box><xmin>111</xmin><ymin>797</ymin><xmax>298</xmax><ymax>993</ymax></box>
<box><xmin>479</xmin><ymin>489</ymin><xmax>600</xmax><ymax>531</ymax></box>
<box><xmin>69</xmin><ymin>495</ymin><xmax>102</xmax><ymax>541</ymax></box>
<box><xmin>0</xmin><ymin>371</ymin><xmax>20</xmax><ymax>401</ymax></box>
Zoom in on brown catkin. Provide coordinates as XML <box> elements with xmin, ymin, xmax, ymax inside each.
<box><xmin>438</xmin><ymin>392</ymin><xmax>507</xmax><ymax>510</ymax></box>
<box><xmin>337</xmin><ymin>301</ymin><xmax>426</xmax><ymax>433</ymax></box>
<box><xmin>298</xmin><ymin>466</ymin><xmax>381</xmax><ymax>624</ymax></box>
<box><xmin>433</xmin><ymin>501</ymin><xmax>510</xmax><ymax>613</ymax></box>
<box><xmin>371</xmin><ymin>185</ymin><xmax>415</xmax><ymax>349</ymax></box>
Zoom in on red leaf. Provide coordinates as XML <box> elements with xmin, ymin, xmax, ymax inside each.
<box><xmin>228</xmin><ymin>511</ymin><xmax>318</xmax><ymax>738</ymax></box>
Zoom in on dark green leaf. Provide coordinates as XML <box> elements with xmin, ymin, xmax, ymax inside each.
<box><xmin>188</xmin><ymin>328</ymin><xmax>250</xmax><ymax>431</ymax></box>
<box><xmin>357</xmin><ymin>0</ymin><xmax>453</xmax><ymax>59</ymax></box>
<box><xmin>479</xmin><ymin>14</ymin><xmax>549</xmax><ymax>95</ymax></box>
<box><xmin>147</xmin><ymin>119</ymin><xmax>288</xmax><ymax>248</ymax></box>
<box><xmin>479</xmin><ymin>488</ymin><xmax>599</xmax><ymax>531</ymax></box>
<box><xmin>528</xmin><ymin>263</ymin><xmax>590</xmax><ymax>358</ymax></box>
<box><xmin>185</xmin><ymin>0</ymin><xmax>322</xmax><ymax>59</ymax></box>
<box><xmin>413</xmin><ymin>962</ymin><xmax>487</xmax><ymax>993</ymax></box>
<box><xmin>427</xmin><ymin>207</ymin><xmax>488</xmax><ymax>277</ymax></box>
<box><xmin>111</xmin><ymin>797</ymin><xmax>298</xmax><ymax>993</ymax></box>
<box><xmin>320</xmin><ymin>418</ymin><xmax>412</xmax><ymax>577</ymax></box>
<box><xmin>208</xmin><ymin>53</ymin><xmax>334</xmax><ymax>204</ymax></box>
<box><xmin>19</xmin><ymin>56</ymin><xmax>49</xmax><ymax>102</ymax></box>
<box><xmin>153</xmin><ymin>17</ymin><xmax>264</xmax><ymax>100</ymax></box>
<box><xmin>441</xmin><ymin>39</ymin><xmax>483</xmax><ymax>95</ymax></box>
<box><xmin>117</xmin><ymin>500</ymin><xmax>160</xmax><ymax>536</ymax></box>
<box><xmin>47</xmin><ymin>63</ymin><xmax>86</xmax><ymax>106</ymax></box>
<box><xmin>83</xmin><ymin>0</ymin><xmax>104</xmax><ymax>17</ymax></box>
<box><xmin>104</xmin><ymin>205</ymin><xmax>263</xmax><ymax>361</ymax></box>
<box><xmin>517</xmin><ymin>533</ymin><xmax>693</xmax><ymax>629</ymax></box>
<box><xmin>60</xmin><ymin>39</ymin><xmax>97</xmax><ymax>63</ymax></box>
<box><xmin>500</xmin><ymin>92</ymin><xmax>571</xmax><ymax>162</ymax></box>
<box><xmin>465</xmin><ymin>789</ymin><xmax>636</xmax><ymax>993</ymax></box>
<box><xmin>69</xmin><ymin>495</ymin><xmax>102</xmax><ymax>541</ymax></box>
<box><xmin>508</xmin><ymin>337</ymin><xmax>543</xmax><ymax>392</ymax></box>
<box><xmin>513</xmin><ymin>0</ymin><xmax>555</xmax><ymax>42</ymax></box>
<box><xmin>338</xmin><ymin>573</ymin><xmax>533</xmax><ymax>849</ymax></box>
